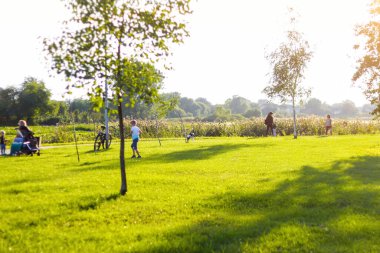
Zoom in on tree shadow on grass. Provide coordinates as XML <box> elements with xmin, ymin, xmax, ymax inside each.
<box><xmin>75</xmin><ymin>193</ymin><xmax>120</xmax><ymax>211</ymax></box>
<box><xmin>79</xmin><ymin>161</ymin><xmax>98</xmax><ymax>166</ymax></box>
<box><xmin>145</xmin><ymin>155</ymin><xmax>380</xmax><ymax>252</ymax></box>
<box><xmin>333</xmin><ymin>156</ymin><xmax>380</xmax><ymax>185</ymax></box>
<box><xmin>0</xmin><ymin>177</ymin><xmax>55</xmax><ymax>188</ymax></box>
<box><xmin>68</xmin><ymin>159</ymin><xmax>118</xmax><ymax>172</ymax></box>
<box><xmin>69</xmin><ymin>164</ymin><xmax>118</xmax><ymax>173</ymax></box>
<box><xmin>84</xmin><ymin>148</ymin><xmax>113</xmax><ymax>154</ymax></box>
<box><xmin>3</xmin><ymin>193</ymin><xmax>123</xmax><ymax>234</ymax></box>
<box><xmin>146</xmin><ymin>143</ymin><xmax>270</xmax><ymax>164</ymax></box>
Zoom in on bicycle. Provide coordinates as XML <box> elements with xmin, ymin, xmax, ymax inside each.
<box><xmin>94</xmin><ymin>126</ymin><xmax>112</xmax><ymax>151</ymax></box>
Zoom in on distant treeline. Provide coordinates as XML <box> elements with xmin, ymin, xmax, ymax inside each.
<box><xmin>161</xmin><ymin>94</ymin><xmax>375</xmax><ymax>121</ymax></box>
<box><xmin>0</xmin><ymin>77</ymin><xmax>375</xmax><ymax>126</ymax></box>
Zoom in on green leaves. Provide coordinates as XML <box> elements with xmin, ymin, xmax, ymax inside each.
<box><xmin>44</xmin><ymin>0</ymin><xmax>192</xmax><ymax>108</ymax></box>
<box><xmin>264</xmin><ymin>30</ymin><xmax>312</xmax><ymax>104</ymax></box>
<box><xmin>353</xmin><ymin>1</ymin><xmax>380</xmax><ymax>117</ymax></box>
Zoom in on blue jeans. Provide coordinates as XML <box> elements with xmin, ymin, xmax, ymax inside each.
<box><xmin>131</xmin><ymin>138</ymin><xmax>139</xmax><ymax>150</ymax></box>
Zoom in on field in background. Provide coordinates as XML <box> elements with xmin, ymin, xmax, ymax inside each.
<box><xmin>2</xmin><ymin>117</ymin><xmax>380</xmax><ymax>144</ymax></box>
<box><xmin>1</xmin><ymin>135</ymin><xmax>379</xmax><ymax>252</ymax></box>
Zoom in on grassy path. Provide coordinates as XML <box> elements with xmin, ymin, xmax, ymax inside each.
<box><xmin>0</xmin><ymin>135</ymin><xmax>379</xmax><ymax>252</ymax></box>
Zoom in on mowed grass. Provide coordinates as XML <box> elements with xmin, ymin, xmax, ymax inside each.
<box><xmin>1</xmin><ymin>135</ymin><xmax>380</xmax><ymax>252</ymax></box>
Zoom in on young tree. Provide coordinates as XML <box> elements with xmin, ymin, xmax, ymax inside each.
<box><xmin>44</xmin><ymin>0</ymin><xmax>192</xmax><ymax>195</ymax></box>
<box><xmin>264</xmin><ymin>13</ymin><xmax>313</xmax><ymax>139</ymax></box>
<box><xmin>353</xmin><ymin>1</ymin><xmax>380</xmax><ymax>117</ymax></box>
<box><xmin>149</xmin><ymin>94</ymin><xmax>179</xmax><ymax>146</ymax></box>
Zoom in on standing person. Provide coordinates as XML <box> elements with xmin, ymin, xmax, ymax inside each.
<box><xmin>325</xmin><ymin>114</ymin><xmax>332</xmax><ymax>135</ymax></box>
<box><xmin>264</xmin><ymin>112</ymin><xmax>274</xmax><ymax>136</ymax></box>
<box><xmin>130</xmin><ymin>120</ymin><xmax>142</xmax><ymax>159</ymax></box>
<box><xmin>0</xmin><ymin>130</ymin><xmax>6</xmax><ymax>155</ymax></box>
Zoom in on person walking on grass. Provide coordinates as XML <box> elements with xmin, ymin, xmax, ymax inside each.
<box><xmin>325</xmin><ymin>114</ymin><xmax>332</xmax><ymax>135</ymax></box>
<box><xmin>264</xmin><ymin>112</ymin><xmax>274</xmax><ymax>136</ymax></box>
<box><xmin>0</xmin><ymin>130</ymin><xmax>6</xmax><ymax>155</ymax></box>
<box><xmin>130</xmin><ymin>120</ymin><xmax>142</xmax><ymax>159</ymax></box>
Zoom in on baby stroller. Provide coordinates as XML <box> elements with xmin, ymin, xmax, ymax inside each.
<box><xmin>10</xmin><ymin>132</ymin><xmax>41</xmax><ymax>156</ymax></box>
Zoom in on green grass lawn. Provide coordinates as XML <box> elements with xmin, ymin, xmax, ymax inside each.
<box><xmin>1</xmin><ymin>135</ymin><xmax>380</xmax><ymax>252</ymax></box>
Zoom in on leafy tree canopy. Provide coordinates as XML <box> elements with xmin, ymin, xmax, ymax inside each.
<box><xmin>353</xmin><ymin>0</ymin><xmax>380</xmax><ymax>117</ymax></box>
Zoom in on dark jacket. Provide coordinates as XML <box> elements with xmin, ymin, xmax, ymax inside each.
<box><xmin>264</xmin><ymin>114</ymin><xmax>274</xmax><ymax>126</ymax></box>
<box><xmin>19</xmin><ymin>126</ymin><xmax>34</xmax><ymax>140</ymax></box>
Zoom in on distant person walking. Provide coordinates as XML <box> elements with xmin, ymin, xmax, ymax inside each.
<box><xmin>325</xmin><ymin>114</ymin><xmax>332</xmax><ymax>135</ymax></box>
<box><xmin>130</xmin><ymin>120</ymin><xmax>142</xmax><ymax>159</ymax></box>
<box><xmin>264</xmin><ymin>112</ymin><xmax>274</xmax><ymax>136</ymax></box>
<box><xmin>0</xmin><ymin>130</ymin><xmax>6</xmax><ymax>155</ymax></box>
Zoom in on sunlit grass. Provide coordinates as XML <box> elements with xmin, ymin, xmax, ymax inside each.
<box><xmin>1</xmin><ymin>135</ymin><xmax>379</xmax><ymax>252</ymax></box>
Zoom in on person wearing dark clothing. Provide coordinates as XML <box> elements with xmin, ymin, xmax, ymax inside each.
<box><xmin>264</xmin><ymin>112</ymin><xmax>274</xmax><ymax>136</ymax></box>
<box><xmin>17</xmin><ymin>120</ymin><xmax>34</xmax><ymax>140</ymax></box>
<box><xmin>0</xmin><ymin>130</ymin><xmax>6</xmax><ymax>155</ymax></box>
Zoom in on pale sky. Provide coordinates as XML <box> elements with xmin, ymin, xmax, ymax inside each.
<box><xmin>0</xmin><ymin>0</ymin><xmax>372</xmax><ymax>106</ymax></box>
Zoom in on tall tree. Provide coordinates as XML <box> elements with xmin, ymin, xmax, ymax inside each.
<box><xmin>149</xmin><ymin>94</ymin><xmax>179</xmax><ymax>146</ymax></box>
<box><xmin>264</xmin><ymin>11</ymin><xmax>313</xmax><ymax>139</ymax></box>
<box><xmin>332</xmin><ymin>100</ymin><xmax>358</xmax><ymax>118</ymax></box>
<box><xmin>18</xmin><ymin>77</ymin><xmax>52</xmax><ymax>123</ymax></box>
<box><xmin>68</xmin><ymin>98</ymin><xmax>93</xmax><ymax>113</ymax></box>
<box><xmin>224</xmin><ymin>95</ymin><xmax>251</xmax><ymax>115</ymax></box>
<box><xmin>301</xmin><ymin>98</ymin><xmax>328</xmax><ymax>116</ymax></box>
<box><xmin>179</xmin><ymin>97</ymin><xmax>202</xmax><ymax>117</ymax></box>
<box><xmin>44</xmin><ymin>0</ymin><xmax>192</xmax><ymax>195</ymax></box>
<box><xmin>213</xmin><ymin>106</ymin><xmax>231</xmax><ymax>121</ymax></box>
<box><xmin>195</xmin><ymin>97</ymin><xmax>214</xmax><ymax>116</ymax></box>
<box><xmin>353</xmin><ymin>0</ymin><xmax>380</xmax><ymax>117</ymax></box>
<box><xmin>0</xmin><ymin>86</ymin><xmax>19</xmax><ymax>124</ymax></box>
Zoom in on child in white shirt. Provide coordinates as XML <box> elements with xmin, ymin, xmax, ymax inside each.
<box><xmin>130</xmin><ymin>120</ymin><xmax>142</xmax><ymax>158</ymax></box>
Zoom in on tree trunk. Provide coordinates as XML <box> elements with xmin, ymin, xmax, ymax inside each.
<box><xmin>104</xmin><ymin>81</ymin><xmax>110</xmax><ymax>148</ymax></box>
<box><xmin>292</xmin><ymin>97</ymin><xmax>297</xmax><ymax>139</ymax></box>
<box><xmin>73</xmin><ymin>122</ymin><xmax>80</xmax><ymax>162</ymax></box>
<box><xmin>115</xmin><ymin>27</ymin><xmax>127</xmax><ymax>195</ymax></box>
<box><xmin>155</xmin><ymin>115</ymin><xmax>162</xmax><ymax>146</ymax></box>
<box><xmin>118</xmin><ymin>97</ymin><xmax>127</xmax><ymax>195</ymax></box>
